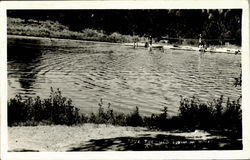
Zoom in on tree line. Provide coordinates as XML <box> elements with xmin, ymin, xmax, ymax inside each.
<box><xmin>7</xmin><ymin>9</ymin><xmax>242</xmax><ymax>45</ymax></box>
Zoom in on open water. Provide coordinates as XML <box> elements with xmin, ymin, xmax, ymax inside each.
<box><xmin>7</xmin><ymin>36</ymin><xmax>241</xmax><ymax>115</ymax></box>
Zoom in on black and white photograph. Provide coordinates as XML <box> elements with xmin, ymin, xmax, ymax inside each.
<box><xmin>0</xmin><ymin>0</ymin><xmax>250</xmax><ymax>159</ymax></box>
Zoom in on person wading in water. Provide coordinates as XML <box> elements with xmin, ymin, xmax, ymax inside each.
<box><xmin>148</xmin><ymin>36</ymin><xmax>153</xmax><ymax>52</ymax></box>
<box><xmin>198</xmin><ymin>34</ymin><xmax>205</xmax><ymax>52</ymax></box>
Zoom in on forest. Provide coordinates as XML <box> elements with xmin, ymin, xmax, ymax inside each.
<box><xmin>7</xmin><ymin>9</ymin><xmax>242</xmax><ymax>45</ymax></box>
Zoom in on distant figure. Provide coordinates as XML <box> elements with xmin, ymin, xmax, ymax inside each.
<box><xmin>133</xmin><ymin>41</ymin><xmax>138</xmax><ymax>49</ymax></box>
<box><xmin>198</xmin><ymin>34</ymin><xmax>206</xmax><ymax>52</ymax></box>
<box><xmin>133</xmin><ymin>37</ymin><xmax>139</xmax><ymax>49</ymax></box>
<box><xmin>149</xmin><ymin>36</ymin><xmax>153</xmax><ymax>45</ymax></box>
<box><xmin>161</xmin><ymin>46</ymin><xmax>165</xmax><ymax>53</ymax></box>
<box><xmin>148</xmin><ymin>36</ymin><xmax>153</xmax><ymax>52</ymax></box>
<box><xmin>198</xmin><ymin>34</ymin><xmax>203</xmax><ymax>47</ymax></box>
<box><xmin>198</xmin><ymin>34</ymin><xmax>202</xmax><ymax>45</ymax></box>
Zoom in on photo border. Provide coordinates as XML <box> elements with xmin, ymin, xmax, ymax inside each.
<box><xmin>1</xmin><ymin>0</ymin><xmax>249</xmax><ymax>159</ymax></box>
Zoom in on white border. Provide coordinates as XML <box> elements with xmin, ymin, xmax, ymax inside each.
<box><xmin>0</xmin><ymin>0</ymin><xmax>249</xmax><ymax>159</ymax></box>
<box><xmin>0</xmin><ymin>0</ymin><xmax>247</xmax><ymax>9</ymax></box>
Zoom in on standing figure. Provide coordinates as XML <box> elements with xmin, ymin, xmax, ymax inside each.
<box><xmin>148</xmin><ymin>36</ymin><xmax>153</xmax><ymax>52</ymax></box>
<box><xmin>133</xmin><ymin>37</ymin><xmax>139</xmax><ymax>49</ymax></box>
<box><xmin>198</xmin><ymin>34</ymin><xmax>202</xmax><ymax>45</ymax></box>
<box><xmin>198</xmin><ymin>34</ymin><xmax>205</xmax><ymax>52</ymax></box>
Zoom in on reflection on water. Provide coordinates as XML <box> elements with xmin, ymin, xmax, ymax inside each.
<box><xmin>8</xmin><ymin>38</ymin><xmax>43</xmax><ymax>93</ymax></box>
<box><xmin>7</xmin><ymin>37</ymin><xmax>241</xmax><ymax>116</ymax></box>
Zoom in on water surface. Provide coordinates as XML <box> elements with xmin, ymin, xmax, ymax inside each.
<box><xmin>8</xmin><ymin>36</ymin><xmax>241</xmax><ymax>116</ymax></box>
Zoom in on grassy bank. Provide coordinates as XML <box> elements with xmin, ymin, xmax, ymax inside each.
<box><xmin>8</xmin><ymin>87</ymin><xmax>242</xmax><ymax>139</ymax></box>
<box><xmin>8</xmin><ymin>17</ymin><xmax>143</xmax><ymax>43</ymax></box>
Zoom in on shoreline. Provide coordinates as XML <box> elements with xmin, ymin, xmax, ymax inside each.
<box><xmin>7</xmin><ymin>34</ymin><xmax>121</xmax><ymax>45</ymax></box>
<box><xmin>8</xmin><ymin>34</ymin><xmax>241</xmax><ymax>55</ymax></box>
<box><xmin>7</xmin><ymin>17</ymin><xmax>241</xmax><ymax>54</ymax></box>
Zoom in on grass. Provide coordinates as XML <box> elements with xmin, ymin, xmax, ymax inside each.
<box><xmin>8</xmin><ymin>87</ymin><xmax>242</xmax><ymax>138</ymax></box>
<box><xmin>7</xmin><ymin>17</ymin><xmax>143</xmax><ymax>43</ymax></box>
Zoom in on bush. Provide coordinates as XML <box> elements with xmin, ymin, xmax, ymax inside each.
<box><xmin>141</xmin><ymin>95</ymin><xmax>241</xmax><ymax>134</ymax></box>
<box><xmin>126</xmin><ymin>106</ymin><xmax>143</xmax><ymax>127</ymax></box>
<box><xmin>143</xmin><ymin>107</ymin><xmax>170</xmax><ymax>130</ymax></box>
<box><xmin>86</xmin><ymin>99</ymin><xmax>143</xmax><ymax>126</ymax></box>
<box><xmin>8</xmin><ymin>95</ymin><xmax>29</xmax><ymax>125</ymax></box>
<box><xmin>8</xmin><ymin>87</ymin><xmax>241</xmax><ymax>138</ymax></box>
<box><xmin>178</xmin><ymin>95</ymin><xmax>241</xmax><ymax>132</ymax></box>
<box><xmin>8</xmin><ymin>87</ymin><xmax>81</xmax><ymax>126</ymax></box>
<box><xmin>222</xmin><ymin>97</ymin><xmax>242</xmax><ymax>132</ymax></box>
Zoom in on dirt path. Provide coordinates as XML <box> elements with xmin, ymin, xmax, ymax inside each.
<box><xmin>8</xmin><ymin>123</ymin><xmax>239</xmax><ymax>152</ymax></box>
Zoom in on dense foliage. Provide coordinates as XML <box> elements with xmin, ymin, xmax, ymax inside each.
<box><xmin>177</xmin><ymin>96</ymin><xmax>241</xmax><ymax>132</ymax></box>
<box><xmin>8</xmin><ymin>87</ymin><xmax>81</xmax><ymax>126</ymax></box>
<box><xmin>7</xmin><ymin>18</ymin><xmax>142</xmax><ymax>43</ymax></box>
<box><xmin>8</xmin><ymin>88</ymin><xmax>242</xmax><ymax>138</ymax></box>
<box><xmin>7</xmin><ymin>9</ymin><xmax>241</xmax><ymax>45</ymax></box>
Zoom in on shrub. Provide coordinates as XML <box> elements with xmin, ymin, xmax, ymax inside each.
<box><xmin>126</xmin><ymin>106</ymin><xmax>143</xmax><ymax>127</ymax></box>
<box><xmin>8</xmin><ymin>87</ymin><xmax>81</xmax><ymax>126</ymax></box>
<box><xmin>143</xmin><ymin>107</ymin><xmax>170</xmax><ymax>130</ymax></box>
<box><xmin>178</xmin><ymin>95</ymin><xmax>241</xmax><ymax>132</ymax></box>
<box><xmin>8</xmin><ymin>95</ymin><xmax>29</xmax><ymax>125</ymax></box>
<box><xmin>86</xmin><ymin>99</ymin><xmax>118</xmax><ymax>125</ymax></box>
<box><xmin>113</xmin><ymin>112</ymin><xmax>127</xmax><ymax>126</ymax></box>
<box><xmin>8</xmin><ymin>86</ymin><xmax>241</xmax><ymax>139</ymax></box>
<box><xmin>88</xmin><ymin>101</ymin><xmax>143</xmax><ymax>127</ymax></box>
<box><xmin>222</xmin><ymin>97</ymin><xmax>242</xmax><ymax>132</ymax></box>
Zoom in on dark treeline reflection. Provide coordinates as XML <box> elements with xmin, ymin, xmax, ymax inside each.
<box><xmin>8</xmin><ymin>38</ymin><xmax>43</xmax><ymax>90</ymax></box>
<box><xmin>7</xmin><ymin>9</ymin><xmax>242</xmax><ymax>45</ymax></box>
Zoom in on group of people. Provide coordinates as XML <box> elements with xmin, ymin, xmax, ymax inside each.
<box><xmin>134</xmin><ymin>34</ymin><xmax>209</xmax><ymax>53</ymax></box>
<box><xmin>133</xmin><ymin>35</ymin><xmax>153</xmax><ymax>51</ymax></box>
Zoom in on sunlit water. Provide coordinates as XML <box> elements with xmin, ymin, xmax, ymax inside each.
<box><xmin>7</xmin><ymin>36</ymin><xmax>241</xmax><ymax>116</ymax></box>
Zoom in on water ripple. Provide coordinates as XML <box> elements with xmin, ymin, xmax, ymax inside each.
<box><xmin>8</xmin><ymin>39</ymin><xmax>241</xmax><ymax>116</ymax></box>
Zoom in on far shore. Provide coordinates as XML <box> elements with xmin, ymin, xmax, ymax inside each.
<box><xmin>8</xmin><ymin>34</ymin><xmax>241</xmax><ymax>55</ymax></box>
<box><xmin>7</xmin><ymin>34</ymin><xmax>120</xmax><ymax>45</ymax></box>
<box><xmin>7</xmin><ymin>17</ymin><xmax>241</xmax><ymax>55</ymax></box>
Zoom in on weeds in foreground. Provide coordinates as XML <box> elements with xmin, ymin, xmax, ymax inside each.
<box><xmin>8</xmin><ymin>87</ymin><xmax>242</xmax><ymax>137</ymax></box>
<box><xmin>8</xmin><ymin>87</ymin><xmax>81</xmax><ymax>126</ymax></box>
<box><xmin>177</xmin><ymin>96</ymin><xmax>241</xmax><ymax>133</ymax></box>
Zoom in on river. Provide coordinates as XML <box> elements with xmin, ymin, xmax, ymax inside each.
<box><xmin>7</xmin><ymin>36</ymin><xmax>241</xmax><ymax>116</ymax></box>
